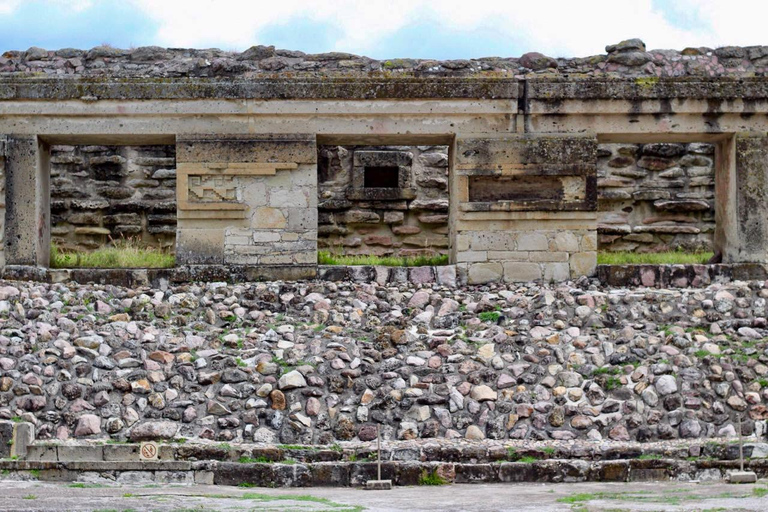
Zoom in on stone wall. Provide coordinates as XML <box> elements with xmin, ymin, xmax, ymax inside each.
<box><xmin>598</xmin><ymin>143</ymin><xmax>715</xmax><ymax>253</ymax></box>
<box><xmin>318</xmin><ymin>145</ymin><xmax>449</xmax><ymax>258</ymax></box>
<box><xmin>0</xmin><ymin>278</ymin><xmax>766</xmax><ymax>445</ymax></box>
<box><xmin>50</xmin><ymin>145</ymin><xmax>176</xmax><ymax>251</ymax></box>
<box><xmin>175</xmin><ymin>135</ymin><xmax>317</xmax><ymax>273</ymax></box>
<box><xmin>453</xmin><ymin>136</ymin><xmax>598</xmax><ymax>284</ymax></box>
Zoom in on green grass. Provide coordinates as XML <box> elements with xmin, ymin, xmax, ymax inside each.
<box><xmin>478</xmin><ymin>311</ymin><xmax>501</xmax><ymax>323</ymax></box>
<box><xmin>238</xmin><ymin>456</ymin><xmax>272</xmax><ymax>464</ymax></box>
<box><xmin>753</xmin><ymin>487</ymin><xmax>768</xmax><ymax>497</ymax></box>
<box><xmin>318</xmin><ymin>250</ymin><xmax>448</xmax><ymax>267</ymax></box>
<box><xmin>51</xmin><ymin>239</ymin><xmax>174</xmax><ymax>269</ymax></box>
<box><xmin>597</xmin><ymin>251</ymin><xmax>713</xmax><ymax>265</ymax></box>
<box><xmin>518</xmin><ymin>456</ymin><xmax>538</xmax><ymax>463</ymax></box>
<box><xmin>418</xmin><ymin>470</ymin><xmax>447</xmax><ymax>486</ymax></box>
<box><xmin>22</xmin><ymin>495</ymin><xmax>36</xmax><ymax>500</ymax></box>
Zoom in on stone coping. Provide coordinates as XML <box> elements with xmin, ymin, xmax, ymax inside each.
<box><xmin>0</xmin><ymin>264</ymin><xmax>460</xmax><ymax>287</ymax></box>
<box><xmin>0</xmin><ymin>76</ymin><xmax>518</xmax><ymax>100</ymax></box>
<box><xmin>596</xmin><ymin>263</ymin><xmax>768</xmax><ymax>288</ymax></box>
<box><xmin>2</xmin><ymin>75</ymin><xmax>768</xmax><ymax>101</ymax></box>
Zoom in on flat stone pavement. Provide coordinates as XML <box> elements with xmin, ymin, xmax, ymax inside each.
<box><xmin>0</xmin><ymin>480</ymin><xmax>766</xmax><ymax>511</ymax></box>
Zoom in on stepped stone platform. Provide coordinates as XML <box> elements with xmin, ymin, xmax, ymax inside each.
<box><xmin>1</xmin><ymin>438</ymin><xmax>766</xmax><ymax>487</ymax></box>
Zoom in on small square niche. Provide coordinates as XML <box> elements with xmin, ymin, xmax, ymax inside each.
<box><xmin>348</xmin><ymin>150</ymin><xmax>415</xmax><ymax>200</ymax></box>
<box><xmin>364</xmin><ymin>166</ymin><xmax>400</xmax><ymax>188</ymax></box>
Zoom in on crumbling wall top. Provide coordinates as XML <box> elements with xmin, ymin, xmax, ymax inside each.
<box><xmin>2</xmin><ymin>38</ymin><xmax>768</xmax><ymax>80</ymax></box>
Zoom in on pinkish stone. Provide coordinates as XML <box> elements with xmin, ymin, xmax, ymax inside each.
<box><xmin>409</xmin><ymin>266</ymin><xmax>435</xmax><ymax>285</ymax></box>
<box><xmin>74</xmin><ymin>414</ymin><xmax>101</xmax><ymax>437</ymax></box>
<box><xmin>306</xmin><ymin>397</ymin><xmax>321</xmax><ymax>416</ymax></box>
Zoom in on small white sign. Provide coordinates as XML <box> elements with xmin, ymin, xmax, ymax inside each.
<box><xmin>140</xmin><ymin>441</ymin><xmax>159</xmax><ymax>461</ymax></box>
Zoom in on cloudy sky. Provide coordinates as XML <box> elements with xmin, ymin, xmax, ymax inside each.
<box><xmin>0</xmin><ymin>0</ymin><xmax>765</xmax><ymax>59</ymax></box>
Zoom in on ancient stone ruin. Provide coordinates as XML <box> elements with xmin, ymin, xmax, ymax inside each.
<box><xmin>0</xmin><ymin>39</ymin><xmax>767</xmax><ymax>487</ymax></box>
<box><xmin>2</xmin><ymin>38</ymin><xmax>768</xmax><ymax>285</ymax></box>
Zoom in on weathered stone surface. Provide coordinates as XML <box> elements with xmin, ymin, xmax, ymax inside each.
<box><xmin>129</xmin><ymin>421</ymin><xmax>179</xmax><ymax>441</ymax></box>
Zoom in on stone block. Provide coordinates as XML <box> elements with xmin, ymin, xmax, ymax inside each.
<box><xmin>436</xmin><ymin>265</ymin><xmax>457</xmax><ymax>287</ymax></box>
<box><xmin>554</xmin><ymin>231</ymin><xmax>580</xmax><ymax>252</ymax></box>
<box><xmin>176</xmin><ymin>134</ymin><xmax>317</xmax><ymax>164</ymax></box>
<box><xmin>177</xmin><ymin>228</ymin><xmax>225</xmax><ymax>264</ymax></box>
<box><xmin>503</xmin><ymin>262</ymin><xmax>542</xmax><ymax>282</ymax></box>
<box><xmin>529</xmin><ymin>251</ymin><xmax>569</xmax><ymax>262</ymax></box>
<box><xmin>543</xmin><ymin>262</ymin><xmax>570</xmax><ymax>281</ymax></box>
<box><xmin>252</xmin><ymin>207</ymin><xmax>286</xmax><ymax>229</ymax></box>
<box><xmin>57</xmin><ymin>445</ymin><xmax>104</xmax><ymax>462</ymax></box>
<box><xmin>456</xmin><ymin>250</ymin><xmax>487</xmax><ymax>263</ymax></box>
<box><xmin>467</xmin><ymin>262</ymin><xmax>503</xmax><ymax>284</ymax></box>
<box><xmin>516</xmin><ymin>233</ymin><xmax>548</xmax><ymax>251</ymax></box>
<box><xmin>570</xmin><ymin>252</ymin><xmax>597</xmax><ymax>278</ymax></box>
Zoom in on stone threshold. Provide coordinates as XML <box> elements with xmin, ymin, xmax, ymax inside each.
<box><xmin>1</xmin><ymin>264</ymin><xmax>460</xmax><ymax>288</ymax></box>
<box><xmin>1</xmin><ymin>458</ymin><xmax>767</xmax><ymax>486</ymax></box>
<box><xmin>596</xmin><ymin>263</ymin><xmax>768</xmax><ymax>288</ymax></box>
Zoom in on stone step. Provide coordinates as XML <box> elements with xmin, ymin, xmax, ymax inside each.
<box><xmin>1</xmin><ymin>458</ymin><xmax>767</xmax><ymax>487</ymax></box>
<box><xmin>22</xmin><ymin>441</ymin><xmax>768</xmax><ymax>465</ymax></box>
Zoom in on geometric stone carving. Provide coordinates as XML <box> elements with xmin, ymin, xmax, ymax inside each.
<box><xmin>177</xmin><ymin>162</ymin><xmax>298</xmax><ymax>219</ymax></box>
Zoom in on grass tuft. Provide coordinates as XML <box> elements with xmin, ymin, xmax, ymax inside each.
<box><xmin>418</xmin><ymin>470</ymin><xmax>447</xmax><ymax>486</ymax></box>
<box><xmin>597</xmin><ymin>251</ymin><xmax>713</xmax><ymax>265</ymax></box>
<box><xmin>318</xmin><ymin>250</ymin><xmax>448</xmax><ymax>267</ymax></box>
<box><xmin>51</xmin><ymin>239</ymin><xmax>174</xmax><ymax>269</ymax></box>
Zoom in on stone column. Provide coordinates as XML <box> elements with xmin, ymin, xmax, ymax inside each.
<box><xmin>453</xmin><ymin>135</ymin><xmax>597</xmax><ymax>284</ymax></box>
<box><xmin>717</xmin><ymin>133</ymin><xmax>768</xmax><ymax>264</ymax></box>
<box><xmin>175</xmin><ymin>134</ymin><xmax>317</xmax><ymax>279</ymax></box>
<box><xmin>4</xmin><ymin>135</ymin><xmax>50</xmax><ymax>266</ymax></box>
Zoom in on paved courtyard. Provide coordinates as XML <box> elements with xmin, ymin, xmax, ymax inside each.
<box><xmin>0</xmin><ymin>480</ymin><xmax>765</xmax><ymax>511</ymax></box>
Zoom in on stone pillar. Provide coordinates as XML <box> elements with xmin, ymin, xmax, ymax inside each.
<box><xmin>4</xmin><ymin>135</ymin><xmax>50</xmax><ymax>266</ymax></box>
<box><xmin>0</xmin><ymin>137</ymin><xmax>6</xmax><ymax>269</ymax></box>
<box><xmin>718</xmin><ymin>133</ymin><xmax>768</xmax><ymax>264</ymax></box>
<box><xmin>453</xmin><ymin>135</ymin><xmax>597</xmax><ymax>284</ymax></box>
<box><xmin>175</xmin><ymin>134</ymin><xmax>317</xmax><ymax>278</ymax></box>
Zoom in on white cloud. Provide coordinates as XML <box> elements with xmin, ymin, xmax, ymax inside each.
<box><xmin>125</xmin><ymin>0</ymin><xmax>718</xmax><ymax>56</ymax></box>
<box><xmin>0</xmin><ymin>0</ymin><xmax>22</xmax><ymax>15</ymax></box>
<box><xmin>5</xmin><ymin>0</ymin><xmax>768</xmax><ymax>56</ymax></box>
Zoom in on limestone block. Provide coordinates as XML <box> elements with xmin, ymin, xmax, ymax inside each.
<box><xmin>517</xmin><ymin>233</ymin><xmax>548</xmax><ymax>251</ymax></box>
<box><xmin>487</xmin><ymin>251</ymin><xmax>529</xmax><ymax>261</ymax></box>
<box><xmin>530</xmin><ymin>252</ymin><xmax>569</xmax><ymax>262</ymax></box>
<box><xmin>543</xmin><ymin>262</ymin><xmax>570</xmax><ymax>281</ymax></box>
<box><xmin>503</xmin><ymin>262</ymin><xmax>542</xmax><ymax>282</ymax></box>
<box><xmin>269</xmin><ymin>187</ymin><xmax>308</xmax><ymax>208</ymax></box>
<box><xmin>456</xmin><ymin>251</ymin><xmax>488</xmax><ymax>263</ymax></box>
<box><xmin>467</xmin><ymin>262</ymin><xmax>503</xmax><ymax>284</ymax></box>
<box><xmin>581</xmin><ymin>231</ymin><xmax>598</xmax><ymax>251</ymax></box>
<box><xmin>177</xmin><ymin>228</ymin><xmax>224</xmax><ymax>264</ymax></box>
<box><xmin>570</xmin><ymin>252</ymin><xmax>597</xmax><ymax>278</ymax></box>
<box><xmin>176</xmin><ymin>134</ymin><xmax>317</xmax><ymax>164</ymax></box>
<box><xmin>252</xmin><ymin>231</ymin><xmax>281</xmax><ymax>243</ymax></box>
<box><xmin>252</xmin><ymin>207</ymin><xmax>287</xmax><ymax>229</ymax></box>
<box><xmin>470</xmin><ymin>231</ymin><xmax>516</xmax><ymax>251</ymax></box>
<box><xmin>286</xmin><ymin>208</ymin><xmax>317</xmax><ymax>231</ymax></box>
<box><xmin>554</xmin><ymin>231</ymin><xmax>580</xmax><ymax>252</ymax></box>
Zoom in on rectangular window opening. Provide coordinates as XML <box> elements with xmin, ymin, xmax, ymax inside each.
<box><xmin>49</xmin><ymin>144</ymin><xmax>177</xmax><ymax>269</ymax></box>
<box><xmin>597</xmin><ymin>141</ymin><xmax>716</xmax><ymax>266</ymax></box>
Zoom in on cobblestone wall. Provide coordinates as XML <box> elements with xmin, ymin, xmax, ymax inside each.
<box><xmin>598</xmin><ymin>143</ymin><xmax>715</xmax><ymax>253</ymax></box>
<box><xmin>318</xmin><ymin>145</ymin><xmax>449</xmax><ymax>258</ymax></box>
<box><xmin>0</xmin><ymin>279</ymin><xmax>766</xmax><ymax>444</ymax></box>
<box><xmin>50</xmin><ymin>145</ymin><xmax>176</xmax><ymax>251</ymax></box>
